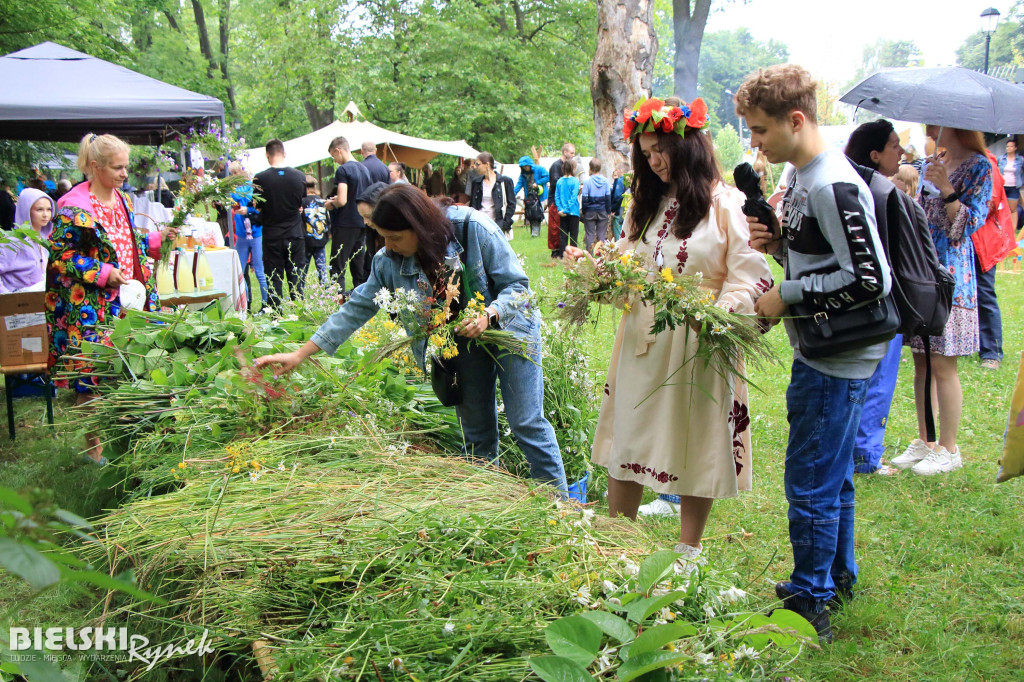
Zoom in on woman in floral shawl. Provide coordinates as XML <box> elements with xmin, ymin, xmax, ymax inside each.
<box><xmin>46</xmin><ymin>133</ymin><xmax>176</xmax><ymax>464</ymax></box>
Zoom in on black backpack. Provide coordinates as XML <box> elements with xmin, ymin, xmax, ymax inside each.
<box><xmin>852</xmin><ymin>163</ymin><xmax>954</xmax><ymax>339</ymax></box>
<box><xmin>853</xmin><ymin>163</ymin><xmax>954</xmax><ymax>444</ymax></box>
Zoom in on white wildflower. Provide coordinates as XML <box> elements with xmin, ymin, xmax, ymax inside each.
<box><xmin>277</xmin><ymin>462</ymin><xmax>286</xmax><ymax>471</ymax></box>
<box><xmin>733</xmin><ymin>644</ymin><xmax>759</xmax><ymax>661</ymax></box>
<box><xmin>695</xmin><ymin>652</ymin><xmax>715</xmax><ymax>666</ymax></box>
<box><xmin>387</xmin><ymin>657</ymin><xmax>403</xmax><ymax>670</ymax></box>
<box><xmin>617</xmin><ymin>554</ymin><xmax>640</xmax><ymax>576</ymax></box>
<box><xmin>703</xmin><ymin>603</ymin><xmax>716</xmax><ymax>619</ymax></box>
<box><xmin>248</xmin><ymin>470</ymin><xmax>262</xmax><ymax>482</ymax></box>
<box><xmin>606</xmin><ymin>597</ymin><xmax>621</xmax><ymax>606</ymax></box>
<box><xmin>573</xmin><ymin>585</ymin><xmax>592</xmax><ymax>606</ymax></box>
<box><xmin>602</xmin><ymin>579</ymin><xmax>618</xmax><ymax>595</ymax></box>
<box><xmin>443</xmin><ymin>621</ymin><xmax>455</xmax><ymax>636</ymax></box>
<box><xmin>719</xmin><ymin>586</ymin><xmax>748</xmax><ymax>604</ymax></box>
<box><xmin>659</xmin><ymin>606</ymin><xmax>675</xmax><ymax>621</ymax></box>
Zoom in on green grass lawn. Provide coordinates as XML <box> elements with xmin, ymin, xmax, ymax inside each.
<box><xmin>2</xmin><ymin>221</ymin><xmax>1023</xmax><ymax>680</ymax></box>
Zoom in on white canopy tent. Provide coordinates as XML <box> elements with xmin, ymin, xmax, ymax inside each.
<box><xmin>240</xmin><ymin>102</ymin><xmax>479</xmax><ymax>174</ymax></box>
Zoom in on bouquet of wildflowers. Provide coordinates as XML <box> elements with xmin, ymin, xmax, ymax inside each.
<box><xmin>158</xmin><ymin>169</ymin><xmax>249</xmax><ymax>264</ymax></box>
<box><xmin>371</xmin><ymin>277</ymin><xmax>531</xmax><ymax>364</ymax></box>
<box><xmin>558</xmin><ymin>242</ymin><xmax>776</xmax><ymax>381</ymax></box>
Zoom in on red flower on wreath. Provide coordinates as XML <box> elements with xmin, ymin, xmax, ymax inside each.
<box><xmin>686</xmin><ymin>98</ymin><xmax>709</xmax><ymax>129</ymax></box>
<box><xmin>635</xmin><ymin>98</ymin><xmax>664</xmax><ymax>124</ymax></box>
<box><xmin>623</xmin><ymin>116</ymin><xmax>637</xmax><ymax>143</ymax></box>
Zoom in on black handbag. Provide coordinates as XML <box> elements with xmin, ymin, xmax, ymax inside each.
<box><xmin>429</xmin><ymin>216</ymin><xmax>472</xmax><ymax>406</ymax></box>
<box><xmin>791</xmin><ymin>295</ymin><xmax>900</xmax><ymax>359</ymax></box>
<box><xmin>430</xmin><ymin>337</ymin><xmax>466</xmax><ymax>407</ymax></box>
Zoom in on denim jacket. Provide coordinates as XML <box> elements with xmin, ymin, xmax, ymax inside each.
<box><xmin>997</xmin><ymin>153</ymin><xmax>1023</xmax><ymax>190</ymax></box>
<box><xmin>310</xmin><ymin>205</ymin><xmax>538</xmax><ymax>367</ymax></box>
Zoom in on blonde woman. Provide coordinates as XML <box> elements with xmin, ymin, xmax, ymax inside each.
<box><xmin>891</xmin><ymin>164</ymin><xmax>919</xmax><ymax>198</ymax></box>
<box><xmin>46</xmin><ymin>133</ymin><xmax>176</xmax><ymax>464</ymax></box>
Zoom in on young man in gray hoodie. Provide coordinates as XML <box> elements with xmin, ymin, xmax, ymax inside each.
<box><xmin>580</xmin><ymin>157</ymin><xmax>612</xmax><ymax>252</ymax></box>
<box><xmin>736</xmin><ymin>64</ymin><xmax>892</xmax><ymax>644</ymax></box>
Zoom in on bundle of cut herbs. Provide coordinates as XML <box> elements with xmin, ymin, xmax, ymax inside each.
<box><xmin>80</xmin><ymin>452</ymin><xmax>810</xmax><ymax>682</ymax></box>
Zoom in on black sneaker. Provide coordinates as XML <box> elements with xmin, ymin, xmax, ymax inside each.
<box><xmin>775</xmin><ymin>581</ymin><xmax>853</xmax><ymax>610</ymax></box>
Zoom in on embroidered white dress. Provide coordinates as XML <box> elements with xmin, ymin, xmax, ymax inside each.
<box><xmin>591</xmin><ymin>184</ymin><xmax>773</xmax><ymax>498</ymax></box>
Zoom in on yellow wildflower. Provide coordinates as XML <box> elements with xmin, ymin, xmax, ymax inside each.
<box><xmin>178</xmin><ymin>462</ymin><xmax>186</xmax><ymax>469</ymax></box>
<box><xmin>623</xmin><ymin>303</ymin><xmax>631</xmax><ymax>312</ymax></box>
<box><xmin>615</xmin><ymin>280</ymin><xmax>623</xmax><ymax>287</ymax></box>
<box><xmin>475</xmin><ymin>291</ymin><xmax>485</xmax><ymax>301</ymax></box>
<box><xmin>660</xmin><ymin>267</ymin><xmax>674</xmax><ymax>283</ymax></box>
<box><xmin>251</xmin><ymin>460</ymin><xmax>261</xmax><ymax>471</ymax></box>
<box><xmin>232</xmin><ymin>466</ymin><xmax>240</xmax><ymax>473</ymax></box>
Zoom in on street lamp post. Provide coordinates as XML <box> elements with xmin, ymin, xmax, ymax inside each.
<box><xmin>981</xmin><ymin>7</ymin><xmax>1001</xmax><ymax>75</ymax></box>
<box><xmin>724</xmin><ymin>88</ymin><xmax>743</xmax><ymax>147</ymax></box>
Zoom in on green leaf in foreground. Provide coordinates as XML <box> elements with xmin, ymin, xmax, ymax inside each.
<box><xmin>579</xmin><ymin>610</ymin><xmax>635</xmax><ymax>644</ymax></box>
<box><xmin>768</xmin><ymin>607</ymin><xmax>819</xmax><ymax>642</ymax></box>
<box><xmin>544</xmin><ymin>615</ymin><xmax>603</xmax><ymax>667</ymax></box>
<box><xmin>529</xmin><ymin>655</ymin><xmax>594</xmax><ymax>682</ymax></box>
<box><xmin>0</xmin><ymin>538</ymin><xmax>60</xmax><ymax>589</ymax></box>
<box><xmin>624</xmin><ymin>621</ymin><xmax>698</xmax><ymax>660</ymax></box>
<box><xmin>617</xmin><ymin>650</ymin><xmax>692</xmax><ymax>682</ymax></box>
<box><xmin>0</xmin><ymin>487</ymin><xmax>32</xmax><ymax>515</ymax></box>
<box><xmin>637</xmin><ymin>549</ymin><xmax>679</xmax><ymax>593</ymax></box>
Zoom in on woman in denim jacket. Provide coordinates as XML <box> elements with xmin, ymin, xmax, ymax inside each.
<box><xmin>255</xmin><ymin>183</ymin><xmax>566</xmax><ymax>490</ymax></box>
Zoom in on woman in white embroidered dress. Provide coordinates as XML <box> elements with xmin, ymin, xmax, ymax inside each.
<box><xmin>566</xmin><ymin>96</ymin><xmax>772</xmax><ymax>563</ymax></box>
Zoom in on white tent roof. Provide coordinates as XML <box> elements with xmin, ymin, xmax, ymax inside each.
<box><xmin>240</xmin><ymin>103</ymin><xmax>479</xmax><ymax>173</ymax></box>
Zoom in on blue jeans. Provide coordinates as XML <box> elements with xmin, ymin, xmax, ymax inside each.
<box><xmin>783</xmin><ymin>360</ymin><xmax>869</xmax><ymax>611</ymax></box>
<box><xmin>454</xmin><ymin>319</ymin><xmax>566</xmax><ymax>491</ymax></box>
<box><xmin>853</xmin><ymin>335</ymin><xmax>902</xmax><ymax>473</ymax></box>
<box><xmin>307</xmin><ymin>245</ymin><xmax>329</xmax><ymax>286</ymax></box>
<box><xmin>975</xmin><ymin>254</ymin><xmax>1002</xmax><ymax>362</ymax></box>
<box><xmin>235</xmin><ymin>235</ymin><xmax>268</xmax><ymax>306</ymax></box>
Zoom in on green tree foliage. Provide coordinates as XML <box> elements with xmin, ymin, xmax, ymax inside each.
<box><xmin>1</xmin><ymin>0</ymin><xmax>596</xmax><ymax>164</ymax></box>
<box><xmin>713</xmin><ymin>123</ymin><xmax>742</xmax><ymax>172</ymax></box>
<box><xmin>652</xmin><ymin>22</ymin><xmax>788</xmax><ymax>134</ymax></box>
<box><xmin>0</xmin><ymin>0</ymin><xmax>128</xmax><ymax>58</ymax></box>
<box><xmin>695</xmin><ymin>29</ymin><xmax>788</xmax><ymax>135</ymax></box>
<box><xmin>956</xmin><ymin>2</ymin><xmax>1023</xmax><ymax>74</ymax></box>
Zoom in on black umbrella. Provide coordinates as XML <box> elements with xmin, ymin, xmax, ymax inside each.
<box><xmin>840</xmin><ymin>66</ymin><xmax>1024</xmax><ymax>134</ymax></box>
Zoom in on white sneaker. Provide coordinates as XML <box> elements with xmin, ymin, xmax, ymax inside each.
<box><xmin>911</xmin><ymin>445</ymin><xmax>963</xmax><ymax>476</ymax></box>
<box><xmin>638</xmin><ymin>498</ymin><xmax>681</xmax><ymax>517</ymax></box>
<box><xmin>891</xmin><ymin>439</ymin><xmax>932</xmax><ymax>470</ymax></box>
<box><xmin>673</xmin><ymin>543</ymin><xmax>705</xmax><ymax>575</ymax></box>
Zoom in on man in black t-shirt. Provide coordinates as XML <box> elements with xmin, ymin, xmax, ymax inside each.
<box><xmin>252</xmin><ymin>138</ymin><xmax>306</xmax><ymax>306</ymax></box>
<box><xmin>325</xmin><ymin>136</ymin><xmax>373</xmax><ymax>290</ymax></box>
<box><xmin>360</xmin><ymin>141</ymin><xmax>391</xmax><ymax>185</ymax></box>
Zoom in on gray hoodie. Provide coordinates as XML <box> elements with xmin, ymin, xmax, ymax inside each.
<box><xmin>581</xmin><ymin>174</ymin><xmax>611</xmax><ymax>214</ymax></box>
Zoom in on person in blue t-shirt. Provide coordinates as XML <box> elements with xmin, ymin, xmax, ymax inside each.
<box><xmin>553</xmin><ymin>157</ymin><xmax>579</xmax><ymax>259</ymax></box>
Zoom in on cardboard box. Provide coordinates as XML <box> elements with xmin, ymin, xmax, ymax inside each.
<box><xmin>0</xmin><ymin>292</ymin><xmax>48</xmax><ymax>367</ymax></box>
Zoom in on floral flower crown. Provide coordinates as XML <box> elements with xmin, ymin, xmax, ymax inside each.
<box><xmin>623</xmin><ymin>97</ymin><xmax>710</xmax><ymax>143</ymax></box>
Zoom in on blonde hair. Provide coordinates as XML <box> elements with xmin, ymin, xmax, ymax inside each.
<box><xmin>228</xmin><ymin>160</ymin><xmax>247</xmax><ymax>176</ymax></box>
<box><xmin>77</xmin><ymin>133</ymin><xmax>129</xmax><ymax>178</ymax></box>
<box><xmin>893</xmin><ymin>164</ymin><xmax>919</xmax><ymax>198</ymax></box>
<box><xmin>734</xmin><ymin>64</ymin><xmax>818</xmax><ymax>123</ymax></box>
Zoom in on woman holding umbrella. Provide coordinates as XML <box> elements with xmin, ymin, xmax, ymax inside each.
<box><xmin>891</xmin><ymin>127</ymin><xmax>992</xmax><ymax>476</ymax></box>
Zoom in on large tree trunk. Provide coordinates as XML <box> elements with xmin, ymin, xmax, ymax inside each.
<box><xmin>217</xmin><ymin>0</ymin><xmax>237</xmax><ymax>114</ymax></box>
<box><xmin>672</xmin><ymin>0</ymin><xmax>712</xmax><ymax>100</ymax></box>
<box><xmin>591</xmin><ymin>0</ymin><xmax>657</xmax><ymax>181</ymax></box>
<box><xmin>190</xmin><ymin>0</ymin><xmax>218</xmax><ymax>80</ymax></box>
